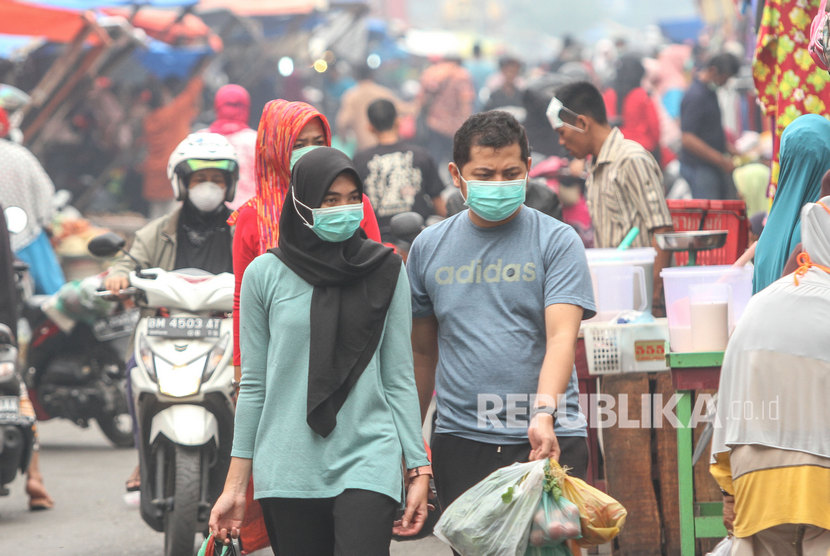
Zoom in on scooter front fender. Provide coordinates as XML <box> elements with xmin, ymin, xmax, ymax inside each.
<box><xmin>148</xmin><ymin>405</ymin><xmax>218</xmax><ymax>447</ymax></box>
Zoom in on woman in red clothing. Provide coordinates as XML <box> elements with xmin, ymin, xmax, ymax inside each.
<box><xmin>228</xmin><ymin>100</ymin><xmax>380</xmax><ymax>382</ymax></box>
<box><xmin>602</xmin><ymin>54</ymin><xmax>662</xmax><ymax>164</ymax></box>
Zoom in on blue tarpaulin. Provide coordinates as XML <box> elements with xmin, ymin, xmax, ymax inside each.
<box><xmin>658</xmin><ymin>18</ymin><xmax>705</xmax><ymax>43</ymax></box>
<box><xmin>134</xmin><ymin>39</ymin><xmax>211</xmax><ymax>78</ymax></box>
<box><xmin>0</xmin><ymin>34</ymin><xmax>41</xmax><ymax>58</ymax></box>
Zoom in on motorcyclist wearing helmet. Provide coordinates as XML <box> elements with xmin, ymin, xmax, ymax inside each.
<box><xmin>105</xmin><ymin>132</ymin><xmax>239</xmax><ymax>293</ymax></box>
<box><xmin>103</xmin><ymin>133</ymin><xmax>238</xmax><ymax>492</ymax></box>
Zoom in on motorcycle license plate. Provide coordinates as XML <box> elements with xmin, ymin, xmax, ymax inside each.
<box><xmin>146</xmin><ymin>316</ymin><xmax>221</xmax><ymax>339</ymax></box>
<box><xmin>0</xmin><ymin>396</ymin><xmax>19</xmax><ymax>418</ymax></box>
<box><xmin>93</xmin><ymin>309</ymin><xmax>140</xmax><ymax>341</ymax></box>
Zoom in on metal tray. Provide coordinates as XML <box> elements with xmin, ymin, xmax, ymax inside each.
<box><xmin>655</xmin><ymin>230</ymin><xmax>728</xmax><ymax>252</ymax></box>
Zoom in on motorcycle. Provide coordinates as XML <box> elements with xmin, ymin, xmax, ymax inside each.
<box><xmin>88</xmin><ymin>232</ymin><xmax>235</xmax><ymax>556</ymax></box>
<box><xmin>528</xmin><ymin>156</ymin><xmax>593</xmax><ymax>248</ymax></box>
<box><xmin>6</xmin><ymin>205</ymin><xmax>135</xmax><ymax>448</ymax></box>
<box><xmin>0</xmin><ymin>323</ymin><xmax>35</xmax><ymax>497</ymax></box>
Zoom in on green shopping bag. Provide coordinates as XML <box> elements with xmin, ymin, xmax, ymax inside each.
<box><xmin>197</xmin><ymin>533</ymin><xmax>239</xmax><ymax>556</ymax></box>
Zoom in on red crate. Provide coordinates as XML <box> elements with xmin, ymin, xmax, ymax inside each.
<box><xmin>667</xmin><ymin>199</ymin><xmax>749</xmax><ymax>265</ymax></box>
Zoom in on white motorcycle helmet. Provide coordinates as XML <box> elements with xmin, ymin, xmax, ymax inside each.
<box><xmin>167</xmin><ymin>132</ymin><xmax>240</xmax><ymax>202</ymax></box>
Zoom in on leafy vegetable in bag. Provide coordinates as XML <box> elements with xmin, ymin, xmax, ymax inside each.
<box><xmin>523</xmin><ymin>461</ymin><xmax>580</xmax><ymax>556</ymax></box>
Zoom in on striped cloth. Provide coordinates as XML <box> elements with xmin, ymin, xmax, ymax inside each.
<box><xmin>227</xmin><ymin>100</ymin><xmax>331</xmax><ymax>253</ymax></box>
<box><xmin>586</xmin><ymin>127</ymin><xmax>673</xmax><ymax>248</ymax></box>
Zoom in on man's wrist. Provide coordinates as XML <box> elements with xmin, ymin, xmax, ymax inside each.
<box><xmin>531</xmin><ymin>405</ymin><xmax>557</xmax><ymax>420</ymax></box>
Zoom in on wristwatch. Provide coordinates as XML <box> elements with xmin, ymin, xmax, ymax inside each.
<box><xmin>531</xmin><ymin>405</ymin><xmax>558</xmax><ymax>420</ymax></box>
<box><xmin>406</xmin><ymin>465</ymin><xmax>433</xmax><ymax>479</ymax></box>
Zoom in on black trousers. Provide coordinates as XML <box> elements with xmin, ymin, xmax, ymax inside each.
<box><xmin>259</xmin><ymin>489</ymin><xmax>398</xmax><ymax>556</ymax></box>
<box><xmin>431</xmin><ymin>433</ymin><xmax>589</xmax><ymax>515</ymax></box>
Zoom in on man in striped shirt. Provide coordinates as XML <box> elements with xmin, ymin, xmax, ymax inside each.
<box><xmin>552</xmin><ymin>81</ymin><xmax>672</xmax><ymax>313</ymax></box>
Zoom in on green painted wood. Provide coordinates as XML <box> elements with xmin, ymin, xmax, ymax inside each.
<box><xmin>676</xmin><ymin>390</ymin><xmax>696</xmax><ymax>555</ymax></box>
<box><xmin>667</xmin><ymin>351</ymin><xmax>724</xmax><ymax>368</ymax></box>
<box><xmin>694</xmin><ymin>515</ymin><xmax>729</xmax><ymax>538</ymax></box>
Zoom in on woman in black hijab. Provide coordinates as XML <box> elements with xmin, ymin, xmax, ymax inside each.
<box><xmin>210</xmin><ymin>147</ymin><xmax>431</xmax><ymax>555</ymax></box>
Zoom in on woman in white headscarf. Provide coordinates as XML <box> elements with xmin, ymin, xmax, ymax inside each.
<box><xmin>710</xmin><ymin>196</ymin><xmax>830</xmax><ymax>555</ymax></box>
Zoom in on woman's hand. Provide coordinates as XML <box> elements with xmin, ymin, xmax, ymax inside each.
<box><xmin>392</xmin><ymin>475</ymin><xmax>430</xmax><ymax>537</ymax></box>
<box><xmin>209</xmin><ymin>489</ymin><xmax>247</xmax><ymax>545</ymax></box>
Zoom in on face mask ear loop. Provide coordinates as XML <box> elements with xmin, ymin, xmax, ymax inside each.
<box><xmin>453</xmin><ymin>165</ymin><xmax>468</xmax><ymax>202</ymax></box>
<box><xmin>291</xmin><ymin>187</ymin><xmax>315</xmax><ymax>229</ymax></box>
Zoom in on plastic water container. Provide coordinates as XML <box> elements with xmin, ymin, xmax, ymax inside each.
<box><xmin>589</xmin><ymin>265</ymin><xmax>647</xmax><ymax>320</ymax></box>
<box><xmin>586</xmin><ymin>248</ymin><xmax>657</xmax><ymax>316</ymax></box>
<box><xmin>660</xmin><ymin>265</ymin><xmax>753</xmax><ymax>353</ymax></box>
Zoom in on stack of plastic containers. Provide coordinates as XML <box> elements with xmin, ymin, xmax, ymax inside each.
<box><xmin>660</xmin><ymin>265</ymin><xmax>754</xmax><ymax>353</ymax></box>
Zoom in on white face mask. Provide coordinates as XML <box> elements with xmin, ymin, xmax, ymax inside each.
<box><xmin>188</xmin><ymin>181</ymin><xmax>226</xmax><ymax>212</ymax></box>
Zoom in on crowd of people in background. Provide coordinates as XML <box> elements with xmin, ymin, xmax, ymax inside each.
<box><xmin>0</xmin><ymin>31</ymin><xmax>768</xmax><ymax>231</ymax></box>
<box><xmin>2</xmin><ymin>13</ymin><xmax>830</xmax><ymax>554</ymax></box>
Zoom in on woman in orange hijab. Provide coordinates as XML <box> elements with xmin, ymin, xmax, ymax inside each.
<box><xmin>229</xmin><ymin>100</ymin><xmax>380</xmax><ymax>375</ymax></box>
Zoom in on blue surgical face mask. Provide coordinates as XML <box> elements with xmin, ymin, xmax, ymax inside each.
<box><xmin>460</xmin><ymin>174</ymin><xmax>527</xmax><ymax>222</ymax></box>
<box><xmin>292</xmin><ymin>189</ymin><xmax>364</xmax><ymax>242</ymax></box>
<box><xmin>290</xmin><ymin>145</ymin><xmax>322</xmax><ymax>173</ymax></box>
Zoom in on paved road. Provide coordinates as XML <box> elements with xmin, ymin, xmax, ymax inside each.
<box><xmin>0</xmin><ymin>420</ymin><xmax>452</xmax><ymax>555</ymax></box>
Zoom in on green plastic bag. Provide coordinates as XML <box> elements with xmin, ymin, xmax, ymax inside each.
<box><xmin>197</xmin><ymin>534</ymin><xmax>239</xmax><ymax>556</ymax></box>
<box><xmin>434</xmin><ymin>460</ymin><xmax>546</xmax><ymax>556</ymax></box>
<box><xmin>524</xmin><ymin>490</ymin><xmax>580</xmax><ymax>555</ymax></box>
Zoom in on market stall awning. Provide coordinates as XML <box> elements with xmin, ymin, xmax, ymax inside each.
<box><xmin>0</xmin><ymin>0</ymin><xmax>86</xmax><ymax>42</ymax></box>
<box><xmin>103</xmin><ymin>6</ymin><xmax>221</xmax><ymax>48</ymax></box>
<box><xmin>196</xmin><ymin>0</ymin><xmax>326</xmax><ymax>16</ymax></box>
<box><xmin>20</xmin><ymin>0</ymin><xmax>196</xmax><ymax>7</ymax></box>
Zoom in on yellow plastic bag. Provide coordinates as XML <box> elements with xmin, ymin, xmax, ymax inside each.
<box><xmin>548</xmin><ymin>460</ymin><xmax>627</xmax><ymax>547</ymax></box>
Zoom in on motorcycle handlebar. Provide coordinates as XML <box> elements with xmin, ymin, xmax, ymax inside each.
<box><xmin>95</xmin><ymin>287</ymin><xmax>140</xmax><ymax>300</ymax></box>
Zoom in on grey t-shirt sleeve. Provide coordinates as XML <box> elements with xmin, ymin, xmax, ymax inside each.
<box><xmin>406</xmin><ymin>237</ymin><xmax>434</xmax><ymax>318</ymax></box>
<box><xmin>543</xmin><ymin>225</ymin><xmax>596</xmax><ymax>319</ymax></box>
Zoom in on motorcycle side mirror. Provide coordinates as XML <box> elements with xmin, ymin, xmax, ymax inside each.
<box><xmin>0</xmin><ymin>323</ymin><xmax>15</xmax><ymax>347</ymax></box>
<box><xmin>87</xmin><ymin>232</ymin><xmax>126</xmax><ymax>258</ymax></box>
<box><xmin>4</xmin><ymin>206</ymin><xmax>28</xmax><ymax>235</ymax></box>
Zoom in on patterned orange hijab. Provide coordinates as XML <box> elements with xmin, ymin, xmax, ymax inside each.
<box><xmin>228</xmin><ymin>99</ymin><xmax>331</xmax><ymax>253</ymax></box>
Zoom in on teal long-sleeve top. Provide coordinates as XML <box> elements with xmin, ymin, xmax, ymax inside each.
<box><xmin>232</xmin><ymin>253</ymin><xmax>429</xmax><ymax>503</ymax></box>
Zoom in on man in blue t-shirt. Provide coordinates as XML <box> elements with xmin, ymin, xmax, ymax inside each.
<box><xmin>679</xmin><ymin>52</ymin><xmax>740</xmax><ymax>200</ymax></box>
<box><xmin>407</xmin><ymin>111</ymin><xmax>596</xmax><ymax>516</ymax></box>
